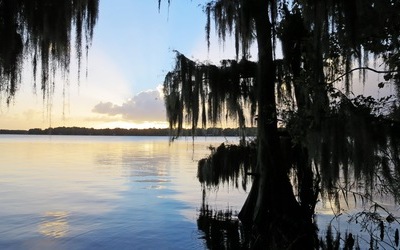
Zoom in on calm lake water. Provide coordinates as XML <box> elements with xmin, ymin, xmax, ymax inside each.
<box><xmin>2</xmin><ymin>135</ymin><xmax>399</xmax><ymax>249</ymax></box>
<box><xmin>0</xmin><ymin>135</ymin><xmax>245</xmax><ymax>250</ymax></box>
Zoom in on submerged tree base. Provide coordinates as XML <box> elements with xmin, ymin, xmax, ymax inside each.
<box><xmin>197</xmin><ymin>204</ymin><xmax>251</xmax><ymax>249</ymax></box>
<box><xmin>198</xmin><ymin>199</ymin><xmax>400</xmax><ymax>249</ymax></box>
<box><xmin>197</xmin><ymin>138</ymin><xmax>318</xmax><ymax>249</ymax></box>
<box><xmin>198</xmin><ymin>187</ymin><xmax>317</xmax><ymax>250</ymax></box>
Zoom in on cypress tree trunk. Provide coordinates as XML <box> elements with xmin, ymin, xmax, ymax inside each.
<box><xmin>239</xmin><ymin>1</ymin><xmax>316</xmax><ymax>248</ymax></box>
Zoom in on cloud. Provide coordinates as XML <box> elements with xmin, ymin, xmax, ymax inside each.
<box><xmin>92</xmin><ymin>88</ymin><xmax>166</xmax><ymax>123</ymax></box>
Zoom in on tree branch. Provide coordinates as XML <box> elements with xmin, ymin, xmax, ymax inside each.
<box><xmin>328</xmin><ymin>67</ymin><xmax>398</xmax><ymax>84</ymax></box>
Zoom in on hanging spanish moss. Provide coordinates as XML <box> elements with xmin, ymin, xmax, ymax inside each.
<box><xmin>0</xmin><ymin>0</ymin><xmax>99</xmax><ymax>104</ymax></box>
<box><xmin>162</xmin><ymin>0</ymin><xmax>400</xmax><ymax>247</ymax></box>
<box><xmin>163</xmin><ymin>0</ymin><xmax>400</xmax><ymax>207</ymax></box>
<box><xmin>163</xmin><ymin>51</ymin><xmax>257</xmax><ymax>140</ymax></box>
<box><xmin>197</xmin><ymin>140</ymin><xmax>256</xmax><ymax>190</ymax></box>
<box><xmin>165</xmin><ymin>68</ymin><xmax>400</xmax><ymax>211</ymax></box>
<box><xmin>279</xmin><ymin>0</ymin><xmax>400</xmax><ymax>209</ymax></box>
<box><xmin>197</xmin><ymin>198</ymin><xmax>251</xmax><ymax>249</ymax></box>
<box><xmin>282</xmin><ymin>90</ymin><xmax>400</xmax><ymax>210</ymax></box>
<box><xmin>207</xmin><ymin>0</ymin><xmax>255</xmax><ymax>59</ymax></box>
<box><xmin>165</xmin><ymin>59</ymin><xmax>400</xmax><ymax>208</ymax></box>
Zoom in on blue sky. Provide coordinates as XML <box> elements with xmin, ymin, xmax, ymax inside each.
<box><xmin>0</xmin><ymin>0</ymin><xmax>237</xmax><ymax>130</ymax></box>
<box><xmin>0</xmin><ymin>0</ymin><xmax>392</xmax><ymax>130</ymax></box>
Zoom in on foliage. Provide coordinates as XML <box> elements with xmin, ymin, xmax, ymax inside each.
<box><xmin>0</xmin><ymin>0</ymin><xmax>99</xmax><ymax>104</ymax></box>
<box><xmin>163</xmin><ymin>0</ymin><xmax>400</xmax><ymax>202</ymax></box>
<box><xmin>164</xmin><ymin>52</ymin><xmax>257</xmax><ymax>139</ymax></box>
<box><xmin>163</xmin><ymin>0</ymin><xmax>400</xmax><ymax>248</ymax></box>
<box><xmin>197</xmin><ymin>140</ymin><xmax>256</xmax><ymax>190</ymax></box>
<box><xmin>288</xmin><ymin>92</ymin><xmax>400</xmax><ymax>206</ymax></box>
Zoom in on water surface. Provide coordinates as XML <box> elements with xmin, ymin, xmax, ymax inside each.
<box><xmin>0</xmin><ymin>135</ymin><xmax>245</xmax><ymax>250</ymax></box>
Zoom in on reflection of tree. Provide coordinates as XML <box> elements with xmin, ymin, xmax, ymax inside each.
<box><xmin>197</xmin><ymin>190</ymin><xmax>250</xmax><ymax>250</ymax></box>
<box><xmin>197</xmin><ymin>206</ymin><xmax>246</xmax><ymax>249</ymax></box>
<box><xmin>2</xmin><ymin>1</ymin><xmax>400</xmax><ymax>248</ymax></box>
<box><xmin>197</xmin><ymin>196</ymin><xmax>400</xmax><ymax>249</ymax></box>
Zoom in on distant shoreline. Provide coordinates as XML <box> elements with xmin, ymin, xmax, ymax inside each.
<box><xmin>0</xmin><ymin>126</ymin><xmax>257</xmax><ymax>137</ymax></box>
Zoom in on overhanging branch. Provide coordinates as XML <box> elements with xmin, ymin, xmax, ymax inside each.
<box><xmin>329</xmin><ymin>67</ymin><xmax>398</xmax><ymax>84</ymax></box>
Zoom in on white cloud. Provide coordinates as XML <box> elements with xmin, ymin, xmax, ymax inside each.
<box><xmin>92</xmin><ymin>87</ymin><xmax>166</xmax><ymax>123</ymax></box>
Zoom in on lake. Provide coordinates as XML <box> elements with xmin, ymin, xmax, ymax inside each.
<box><xmin>0</xmin><ymin>135</ymin><xmax>245</xmax><ymax>250</ymax></box>
<box><xmin>1</xmin><ymin>135</ymin><xmax>399</xmax><ymax>249</ymax></box>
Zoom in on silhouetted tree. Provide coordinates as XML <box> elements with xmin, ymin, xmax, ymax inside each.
<box><xmin>2</xmin><ymin>1</ymin><xmax>400</xmax><ymax>248</ymax></box>
<box><xmin>163</xmin><ymin>0</ymin><xmax>400</xmax><ymax>248</ymax></box>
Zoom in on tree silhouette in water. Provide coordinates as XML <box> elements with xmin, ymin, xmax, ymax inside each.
<box><xmin>2</xmin><ymin>0</ymin><xmax>400</xmax><ymax>248</ymax></box>
<box><xmin>163</xmin><ymin>0</ymin><xmax>400</xmax><ymax>248</ymax></box>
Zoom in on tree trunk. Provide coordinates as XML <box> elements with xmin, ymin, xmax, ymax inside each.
<box><xmin>239</xmin><ymin>1</ymin><xmax>316</xmax><ymax>248</ymax></box>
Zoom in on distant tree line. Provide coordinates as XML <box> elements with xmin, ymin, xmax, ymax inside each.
<box><xmin>0</xmin><ymin>126</ymin><xmax>256</xmax><ymax>137</ymax></box>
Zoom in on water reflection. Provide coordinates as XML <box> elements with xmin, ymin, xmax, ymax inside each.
<box><xmin>197</xmin><ymin>202</ymin><xmax>250</xmax><ymax>249</ymax></box>
<box><xmin>38</xmin><ymin>211</ymin><xmax>69</xmax><ymax>238</ymax></box>
<box><xmin>0</xmin><ymin>135</ymin><xmax>238</xmax><ymax>249</ymax></box>
<box><xmin>197</xmin><ymin>190</ymin><xmax>400</xmax><ymax>249</ymax></box>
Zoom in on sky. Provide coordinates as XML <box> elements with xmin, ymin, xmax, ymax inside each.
<box><xmin>0</xmin><ymin>1</ymin><xmax>394</xmax><ymax>130</ymax></box>
<box><xmin>0</xmin><ymin>0</ymin><xmax>238</xmax><ymax>130</ymax></box>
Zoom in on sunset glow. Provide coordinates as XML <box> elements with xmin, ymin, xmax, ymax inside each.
<box><xmin>0</xmin><ymin>1</ymin><xmax>237</xmax><ymax>130</ymax></box>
